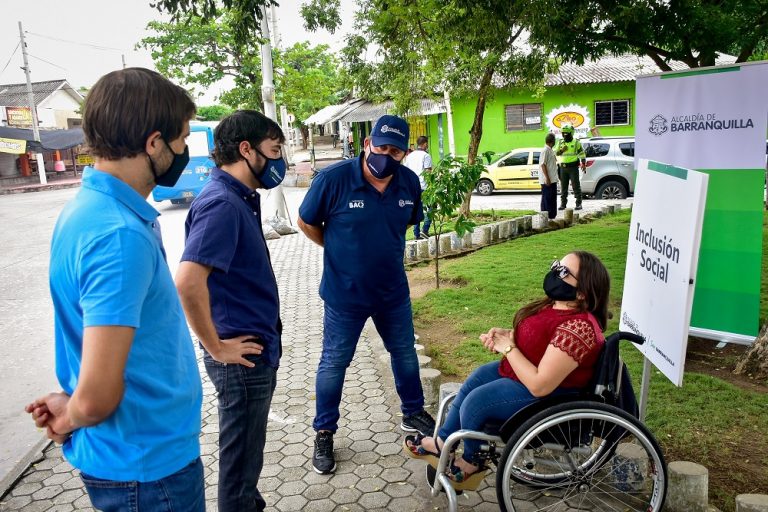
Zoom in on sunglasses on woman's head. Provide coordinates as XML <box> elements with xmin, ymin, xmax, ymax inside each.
<box><xmin>551</xmin><ymin>260</ymin><xmax>576</xmax><ymax>281</ymax></box>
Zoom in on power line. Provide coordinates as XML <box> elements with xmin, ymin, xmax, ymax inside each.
<box><xmin>28</xmin><ymin>54</ymin><xmax>68</xmax><ymax>72</ymax></box>
<box><xmin>0</xmin><ymin>42</ymin><xmax>21</xmax><ymax>79</ymax></box>
<box><xmin>25</xmin><ymin>31</ymin><xmax>127</xmax><ymax>53</ymax></box>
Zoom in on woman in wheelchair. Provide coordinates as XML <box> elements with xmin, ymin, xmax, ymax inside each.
<box><xmin>404</xmin><ymin>251</ymin><xmax>610</xmax><ymax>490</ymax></box>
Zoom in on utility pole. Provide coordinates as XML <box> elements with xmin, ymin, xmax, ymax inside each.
<box><xmin>268</xmin><ymin>5</ymin><xmax>294</xmax><ymax>166</ymax></box>
<box><xmin>18</xmin><ymin>22</ymin><xmax>46</xmax><ymax>185</ymax></box>
<box><xmin>443</xmin><ymin>89</ymin><xmax>456</xmax><ymax>157</ymax></box>
<box><xmin>122</xmin><ymin>54</ymin><xmax>126</xmax><ymax>69</ymax></box>
<box><xmin>259</xmin><ymin>7</ymin><xmax>289</xmax><ymax>221</ymax></box>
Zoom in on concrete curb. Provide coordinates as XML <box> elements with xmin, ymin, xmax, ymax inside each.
<box><xmin>0</xmin><ymin>436</ymin><xmax>50</xmax><ymax>499</ymax></box>
<box><xmin>0</xmin><ymin>181</ymin><xmax>82</xmax><ymax>195</ymax></box>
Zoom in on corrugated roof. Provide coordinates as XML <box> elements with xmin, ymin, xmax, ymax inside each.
<box><xmin>0</xmin><ymin>79</ymin><xmax>83</xmax><ymax>107</ymax></box>
<box><xmin>544</xmin><ymin>53</ymin><xmax>737</xmax><ymax>86</ymax></box>
<box><xmin>338</xmin><ymin>98</ymin><xmax>447</xmax><ymax>122</ymax></box>
<box><xmin>304</xmin><ymin>99</ymin><xmax>367</xmax><ymax>125</ymax></box>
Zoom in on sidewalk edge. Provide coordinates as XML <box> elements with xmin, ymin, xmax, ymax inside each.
<box><xmin>0</xmin><ymin>436</ymin><xmax>50</xmax><ymax>499</ymax></box>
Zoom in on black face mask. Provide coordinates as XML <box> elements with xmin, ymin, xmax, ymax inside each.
<box><xmin>543</xmin><ymin>269</ymin><xmax>578</xmax><ymax>301</ymax></box>
<box><xmin>149</xmin><ymin>139</ymin><xmax>190</xmax><ymax>187</ymax></box>
<box><xmin>563</xmin><ymin>133</ymin><xmax>574</xmax><ymax>143</ymax></box>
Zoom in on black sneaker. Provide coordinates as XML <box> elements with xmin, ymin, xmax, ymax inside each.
<box><xmin>558</xmin><ymin>205</ymin><xmax>567</xmax><ymax>210</ymax></box>
<box><xmin>312</xmin><ymin>431</ymin><xmax>336</xmax><ymax>474</ymax></box>
<box><xmin>574</xmin><ymin>205</ymin><xmax>583</xmax><ymax>210</ymax></box>
<box><xmin>419</xmin><ymin>233</ymin><xmax>430</xmax><ymax>240</ymax></box>
<box><xmin>401</xmin><ymin>409</ymin><xmax>436</xmax><ymax>436</ymax></box>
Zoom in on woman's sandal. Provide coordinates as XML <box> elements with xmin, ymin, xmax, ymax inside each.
<box><xmin>445</xmin><ymin>462</ymin><xmax>489</xmax><ymax>491</ymax></box>
<box><xmin>402</xmin><ymin>433</ymin><xmax>440</xmax><ymax>466</ymax></box>
<box><xmin>425</xmin><ymin>460</ymin><xmax>489</xmax><ymax>492</ymax></box>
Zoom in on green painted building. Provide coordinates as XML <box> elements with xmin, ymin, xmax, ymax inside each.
<box><xmin>422</xmin><ymin>55</ymin><xmax>666</xmax><ymax>162</ymax></box>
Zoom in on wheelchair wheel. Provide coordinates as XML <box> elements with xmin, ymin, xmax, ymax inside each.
<box><xmin>496</xmin><ymin>401</ymin><xmax>666</xmax><ymax>512</ymax></box>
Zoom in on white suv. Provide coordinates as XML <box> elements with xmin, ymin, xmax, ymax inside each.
<box><xmin>579</xmin><ymin>136</ymin><xmax>635</xmax><ymax>199</ymax></box>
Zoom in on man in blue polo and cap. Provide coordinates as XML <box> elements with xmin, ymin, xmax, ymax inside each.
<box><xmin>299</xmin><ymin>115</ymin><xmax>436</xmax><ymax>474</ymax></box>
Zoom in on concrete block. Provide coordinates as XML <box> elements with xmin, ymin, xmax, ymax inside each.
<box><xmin>417</xmin><ymin>239</ymin><xmax>429</xmax><ymax>260</ymax></box>
<box><xmin>439</xmin><ymin>382</ymin><xmax>462</xmax><ymax>405</ymax></box>
<box><xmin>428</xmin><ymin>238</ymin><xmax>437</xmax><ymax>256</ymax></box>
<box><xmin>533</xmin><ymin>213</ymin><xmax>548</xmax><ymax>230</ymax></box>
<box><xmin>522</xmin><ymin>215</ymin><xmax>533</xmax><ymax>232</ymax></box>
<box><xmin>610</xmin><ymin>443</ymin><xmax>649</xmax><ymax>492</ymax></box>
<box><xmin>296</xmin><ymin>174</ymin><xmax>311</xmax><ymax>188</ymax></box>
<box><xmin>439</xmin><ymin>235</ymin><xmax>452</xmax><ymax>255</ymax></box>
<box><xmin>414</xmin><ymin>343</ymin><xmax>425</xmax><ymax>355</ymax></box>
<box><xmin>479</xmin><ymin>225</ymin><xmax>492</xmax><ymax>245</ymax></box>
<box><xmin>736</xmin><ymin>494</ymin><xmax>768</xmax><ymax>512</ymax></box>
<box><xmin>563</xmin><ymin>208</ymin><xmax>574</xmax><ymax>225</ymax></box>
<box><xmin>666</xmin><ymin>461</ymin><xmax>709</xmax><ymax>512</ymax></box>
<box><xmin>614</xmin><ymin>203</ymin><xmax>622</xmax><ymax>212</ymax></box>
<box><xmin>450</xmin><ymin>232</ymin><xmax>462</xmax><ymax>251</ymax></box>
<box><xmin>417</xmin><ymin>355</ymin><xmax>432</xmax><ymax>368</ymax></box>
<box><xmin>419</xmin><ymin>368</ymin><xmax>442</xmax><ymax>407</ymax></box>
<box><xmin>509</xmin><ymin>218</ymin><xmax>521</xmax><ymax>236</ymax></box>
<box><xmin>461</xmin><ymin>232</ymin><xmax>472</xmax><ymax>249</ymax></box>
<box><xmin>601</xmin><ymin>206</ymin><xmax>611</xmax><ymax>215</ymax></box>
<box><xmin>405</xmin><ymin>241</ymin><xmax>418</xmax><ymax>262</ymax></box>
<box><xmin>607</xmin><ymin>204</ymin><xmax>616</xmax><ymax>214</ymax></box>
<box><xmin>282</xmin><ymin>173</ymin><xmax>298</xmax><ymax>187</ymax></box>
<box><xmin>490</xmin><ymin>223</ymin><xmax>500</xmax><ymax>242</ymax></box>
<box><xmin>498</xmin><ymin>220</ymin><xmax>509</xmax><ymax>239</ymax></box>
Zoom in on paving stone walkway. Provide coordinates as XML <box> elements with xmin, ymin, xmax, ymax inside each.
<box><xmin>0</xmin><ymin>232</ymin><xmax>500</xmax><ymax>512</ymax></box>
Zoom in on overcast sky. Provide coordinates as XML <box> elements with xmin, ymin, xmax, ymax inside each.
<box><xmin>0</xmin><ymin>0</ymin><xmax>355</xmax><ymax>105</ymax></box>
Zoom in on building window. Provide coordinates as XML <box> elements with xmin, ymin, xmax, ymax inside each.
<box><xmin>505</xmin><ymin>103</ymin><xmax>542</xmax><ymax>131</ymax></box>
<box><xmin>595</xmin><ymin>100</ymin><xmax>630</xmax><ymax>126</ymax></box>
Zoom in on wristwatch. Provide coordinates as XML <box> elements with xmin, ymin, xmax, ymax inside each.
<box><xmin>503</xmin><ymin>343</ymin><xmax>516</xmax><ymax>355</ymax></box>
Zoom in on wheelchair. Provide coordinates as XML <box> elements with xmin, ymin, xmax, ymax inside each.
<box><xmin>425</xmin><ymin>331</ymin><xmax>667</xmax><ymax>512</ymax></box>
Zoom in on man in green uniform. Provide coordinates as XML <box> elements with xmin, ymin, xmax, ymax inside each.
<box><xmin>556</xmin><ymin>123</ymin><xmax>587</xmax><ymax>210</ymax></box>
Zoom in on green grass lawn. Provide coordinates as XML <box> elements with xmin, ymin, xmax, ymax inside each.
<box><xmin>404</xmin><ymin>209</ymin><xmax>536</xmax><ymax>241</ymax></box>
<box><xmin>412</xmin><ymin>209</ymin><xmax>768</xmax><ymax>511</ymax></box>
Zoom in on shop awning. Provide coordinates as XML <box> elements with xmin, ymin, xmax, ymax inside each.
<box><xmin>0</xmin><ymin>127</ymin><xmax>84</xmax><ymax>152</ymax></box>
<box><xmin>303</xmin><ymin>99</ymin><xmax>367</xmax><ymax>126</ymax></box>
<box><xmin>337</xmin><ymin>98</ymin><xmax>447</xmax><ymax>122</ymax></box>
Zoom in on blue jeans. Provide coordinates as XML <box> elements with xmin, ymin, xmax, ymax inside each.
<box><xmin>314</xmin><ymin>300</ymin><xmax>424</xmax><ymax>432</ymax></box>
<box><xmin>205</xmin><ymin>351</ymin><xmax>277</xmax><ymax>512</ymax></box>
<box><xmin>413</xmin><ymin>203</ymin><xmax>432</xmax><ymax>237</ymax></box>
<box><xmin>437</xmin><ymin>361</ymin><xmax>540</xmax><ymax>463</ymax></box>
<box><xmin>80</xmin><ymin>458</ymin><xmax>204</xmax><ymax>512</ymax></box>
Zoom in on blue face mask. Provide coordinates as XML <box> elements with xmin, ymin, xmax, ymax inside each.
<box><xmin>366</xmin><ymin>149</ymin><xmax>400</xmax><ymax>179</ymax></box>
<box><xmin>246</xmin><ymin>147</ymin><xmax>286</xmax><ymax>189</ymax></box>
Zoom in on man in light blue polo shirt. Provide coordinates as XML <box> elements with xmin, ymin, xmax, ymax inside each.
<box><xmin>25</xmin><ymin>68</ymin><xmax>204</xmax><ymax>511</ymax></box>
<box><xmin>298</xmin><ymin>115</ymin><xmax>436</xmax><ymax>475</ymax></box>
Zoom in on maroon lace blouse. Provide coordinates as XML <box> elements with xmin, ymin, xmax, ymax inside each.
<box><xmin>498</xmin><ymin>306</ymin><xmax>604</xmax><ymax>389</ymax></box>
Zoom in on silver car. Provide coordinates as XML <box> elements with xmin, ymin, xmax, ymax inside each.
<box><xmin>579</xmin><ymin>136</ymin><xmax>635</xmax><ymax>199</ymax></box>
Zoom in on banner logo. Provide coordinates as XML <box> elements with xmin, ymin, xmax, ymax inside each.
<box><xmin>649</xmin><ymin>115</ymin><xmax>668</xmax><ymax>136</ymax></box>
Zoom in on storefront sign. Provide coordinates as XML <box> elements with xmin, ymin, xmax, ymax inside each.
<box><xmin>0</xmin><ymin>137</ymin><xmax>27</xmax><ymax>154</ymax></box>
<box><xmin>76</xmin><ymin>153</ymin><xmax>95</xmax><ymax>165</ymax></box>
<box><xmin>6</xmin><ymin>107</ymin><xmax>33</xmax><ymax>128</ymax></box>
<box><xmin>620</xmin><ymin>159</ymin><xmax>708</xmax><ymax>386</ymax></box>
<box><xmin>546</xmin><ymin>104</ymin><xmax>591</xmax><ymax>138</ymax></box>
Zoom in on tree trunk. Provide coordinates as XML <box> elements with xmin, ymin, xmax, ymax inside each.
<box><xmin>734</xmin><ymin>323</ymin><xmax>768</xmax><ymax>382</ymax></box>
<box><xmin>300</xmin><ymin>125</ymin><xmax>309</xmax><ymax>150</ymax></box>
<box><xmin>459</xmin><ymin>64</ymin><xmax>496</xmax><ymax>217</ymax></box>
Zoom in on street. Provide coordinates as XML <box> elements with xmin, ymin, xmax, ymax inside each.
<box><xmin>0</xmin><ymin>183</ymin><xmax>631</xmax><ymax>485</ymax></box>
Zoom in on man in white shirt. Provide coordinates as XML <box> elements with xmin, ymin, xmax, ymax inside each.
<box><xmin>539</xmin><ymin>133</ymin><xmax>559</xmax><ymax>219</ymax></box>
<box><xmin>403</xmin><ymin>136</ymin><xmax>433</xmax><ymax>239</ymax></box>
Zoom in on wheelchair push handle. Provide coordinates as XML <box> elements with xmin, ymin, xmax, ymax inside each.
<box><xmin>605</xmin><ymin>331</ymin><xmax>645</xmax><ymax>346</ymax></box>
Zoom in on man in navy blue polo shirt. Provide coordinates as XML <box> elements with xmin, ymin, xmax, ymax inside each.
<box><xmin>176</xmin><ymin>110</ymin><xmax>285</xmax><ymax>512</ymax></box>
<box><xmin>25</xmin><ymin>68</ymin><xmax>204</xmax><ymax>511</ymax></box>
<box><xmin>298</xmin><ymin>115</ymin><xmax>436</xmax><ymax>475</ymax></box>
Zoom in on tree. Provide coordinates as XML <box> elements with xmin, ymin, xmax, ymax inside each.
<box><xmin>152</xmin><ymin>0</ymin><xmax>341</xmax><ymax>45</ymax></box>
<box><xmin>422</xmin><ymin>157</ymin><xmax>485</xmax><ymax>288</ymax></box>
<box><xmin>342</xmin><ymin>0</ymin><xmax>549</xmax><ymax>215</ymax></box>
<box><xmin>197</xmin><ymin>105</ymin><xmax>234</xmax><ymax>120</ymax></box>
<box><xmin>274</xmin><ymin>42</ymin><xmax>349</xmax><ymax>148</ymax></box>
<box><xmin>139</xmin><ymin>14</ymin><xmax>347</xmax><ymax>142</ymax></box>
<box><xmin>520</xmin><ymin>0</ymin><xmax>768</xmax><ymax>70</ymax></box>
<box><xmin>139</xmin><ymin>12</ymin><xmax>263</xmax><ymax>108</ymax></box>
